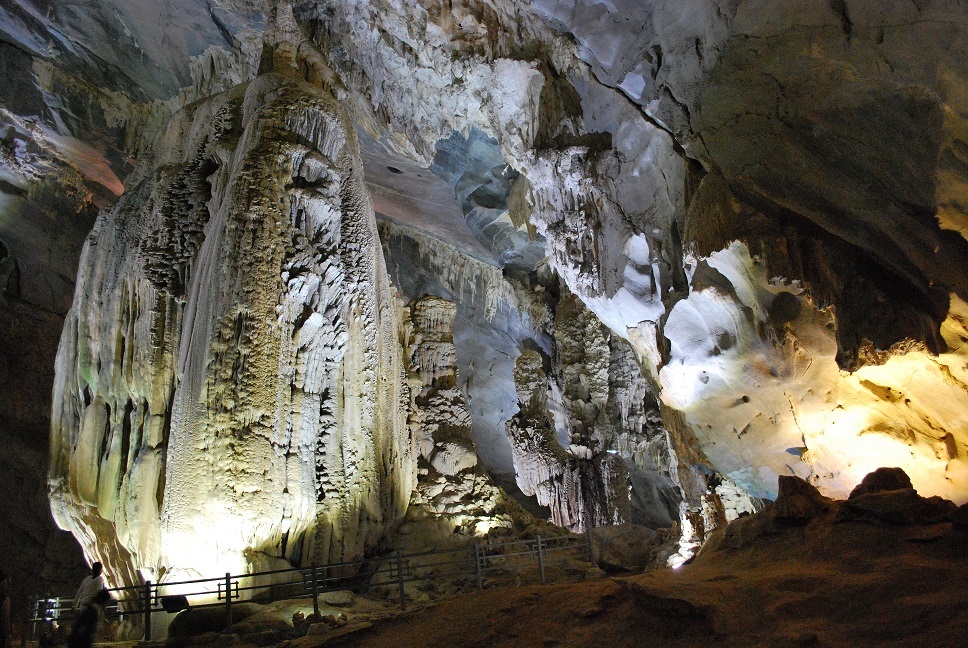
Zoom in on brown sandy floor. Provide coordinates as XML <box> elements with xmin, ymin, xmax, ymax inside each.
<box><xmin>289</xmin><ymin>513</ymin><xmax>968</xmax><ymax>648</ymax></box>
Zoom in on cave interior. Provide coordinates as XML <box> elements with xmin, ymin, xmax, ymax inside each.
<box><xmin>1</xmin><ymin>0</ymin><xmax>968</xmax><ymax>645</ymax></box>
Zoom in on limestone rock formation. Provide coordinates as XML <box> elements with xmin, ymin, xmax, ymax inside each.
<box><xmin>49</xmin><ymin>73</ymin><xmax>413</xmax><ymax>587</ymax></box>
<box><xmin>401</xmin><ymin>295</ymin><xmax>508</xmax><ymax>535</ymax></box>
<box><xmin>506</xmin><ymin>349</ymin><xmax>630</xmax><ymax>532</ymax></box>
<box><xmin>589</xmin><ymin>523</ymin><xmax>678</xmax><ymax>573</ymax></box>
<box><xmin>379</xmin><ymin>220</ymin><xmax>541</xmax><ymax>480</ymax></box>
<box><xmin>553</xmin><ymin>293</ymin><xmax>683</xmax><ymax>530</ymax></box>
<box><xmin>531</xmin><ymin>0</ymin><xmax>968</xmax><ymax>503</ymax></box>
<box><xmin>0</xmin><ymin>0</ymin><xmax>961</xmax><ymax>604</ymax></box>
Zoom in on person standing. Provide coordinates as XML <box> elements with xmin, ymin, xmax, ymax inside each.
<box><xmin>72</xmin><ymin>564</ymin><xmax>105</xmax><ymax>612</ymax></box>
<box><xmin>0</xmin><ymin>570</ymin><xmax>11</xmax><ymax>648</ymax></box>
<box><xmin>67</xmin><ymin>590</ymin><xmax>110</xmax><ymax>648</ymax></box>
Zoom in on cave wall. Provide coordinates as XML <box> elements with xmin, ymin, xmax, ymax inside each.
<box><xmin>314</xmin><ymin>0</ymin><xmax>968</xmax><ymax>503</ymax></box>
<box><xmin>400</xmin><ymin>294</ymin><xmax>512</xmax><ymax>539</ymax></box>
<box><xmin>0</xmin><ymin>111</ymin><xmax>105</xmax><ymax>615</ymax></box>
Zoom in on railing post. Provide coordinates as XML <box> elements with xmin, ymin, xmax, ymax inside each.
<box><xmin>21</xmin><ymin>596</ymin><xmax>30</xmax><ymax>648</ymax></box>
<box><xmin>35</xmin><ymin>594</ymin><xmax>50</xmax><ymax>640</ymax></box>
<box><xmin>143</xmin><ymin>580</ymin><xmax>152</xmax><ymax>640</ymax></box>
<box><xmin>395</xmin><ymin>551</ymin><xmax>406</xmax><ymax>611</ymax></box>
<box><xmin>586</xmin><ymin>520</ymin><xmax>597</xmax><ymax>568</ymax></box>
<box><xmin>31</xmin><ymin>598</ymin><xmax>38</xmax><ymax>641</ymax></box>
<box><xmin>473</xmin><ymin>543</ymin><xmax>483</xmax><ymax>590</ymax></box>
<box><xmin>310</xmin><ymin>564</ymin><xmax>319</xmax><ymax>617</ymax></box>
<box><xmin>41</xmin><ymin>591</ymin><xmax>50</xmax><ymax>635</ymax></box>
<box><xmin>224</xmin><ymin>572</ymin><xmax>233</xmax><ymax>632</ymax></box>
<box><xmin>536</xmin><ymin>536</ymin><xmax>546</xmax><ymax>585</ymax></box>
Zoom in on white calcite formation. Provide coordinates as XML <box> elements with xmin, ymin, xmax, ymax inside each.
<box><xmin>548</xmin><ymin>291</ymin><xmax>754</xmax><ymax>546</ymax></box>
<box><xmin>523</xmin><ymin>0</ymin><xmax>968</xmax><ymax>505</ymax></box>
<box><xmin>553</xmin><ymin>293</ymin><xmax>682</xmax><ymax>528</ymax></box>
<box><xmin>49</xmin><ymin>73</ymin><xmax>414</xmax><ymax>586</ymax></box>
<box><xmin>507</xmin><ymin>349</ymin><xmax>630</xmax><ymax>532</ymax></box>
<box><xmin>401</xmin><ymin>295</ymin><xmax>508</xmax><ymax>535</ymax></box>
<box><xmin>286</xmin><ymin>0</ymin><xmax>748</xmax><ymax>538</ymax></box>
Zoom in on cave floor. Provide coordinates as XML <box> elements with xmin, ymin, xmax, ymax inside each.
<box><xmin>277</xmin><ymin>515</ymin><xmax>968</xmax><ymax>647</ymax></box>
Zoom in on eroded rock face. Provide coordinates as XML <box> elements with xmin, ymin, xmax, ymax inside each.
<box><xmin>402</xmin><ymin>295</ymin><xmax>508</xmax><ymax>534</ymax></box>
<box><xmin>0</xmin><ymin>108</ymin><xmax>105</xmax><ymax>609</ymax></box>
<box><xmin>379</xmin><ymin>220</ymin><xmax>539</xmax><ymax>478</ymax></box>
<box><xmin>49</xmin><ymin>73</ymin><xmax>413</xmax><ymax>585</ymax></box>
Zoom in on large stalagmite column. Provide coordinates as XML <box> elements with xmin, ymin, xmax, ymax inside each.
<box><xmin>506</xmin><ymin>350</ymin><xmax>630</xmax><ymax>532</ymax></box>
<box><xmin>49</xmin><ymin>73</ymin><xmax>413</xmax><ymax>588</ymax></box>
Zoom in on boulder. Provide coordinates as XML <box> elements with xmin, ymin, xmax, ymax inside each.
<box><xmin>591</xmin><ymin>523</ymin><xmax>671</xmax><ymax>572</ymax></box>
<box><xmin>306</xmin><ymin>622</ymin><xmax>330</xmax><ymax>636</ymax></box>
<box><xmin>321</xmin><ymin>612</ymin><xmax>348</xmax><ymax>627</ymax></box>
<box><xmin>950</xmin><ymin>504</ymin><xmax>968</xmax><ymax>532</ymax></box>
<box><xmin>771</xmin><ymin>476</ymin><xmax>832</xmax><ymax>526</ymax></box>
<box><xmin>320</xmin><ymin>590</ymin><xmax>354</xmax><ymax>607</ymax></box>
<box><xmin>292</xmin><ymin>612</ymin><xmax>321</xmax><ymax>638</ymax></box>
<box><xmin>836</xmin><ymin>489</ymin><xmax>956</xmax><ymax>526</ymax></box>
<box><xmin>231</xmin><ymin>614</ymin><xmax>293</xmax><ymax>636</ymax></box>
<box><xmin>848</xmin><ymin>468</ymin><xmax>914</xmax><ymax>499</ymax></box>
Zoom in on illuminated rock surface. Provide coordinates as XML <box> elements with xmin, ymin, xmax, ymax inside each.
<box><xmin>401</xmin><ymin>295</ymin><xmax>509</xmax><ymax>535</ymax></box>
<box><xmin>49</xmin><ymin>73</ymin><xmax>413</xmax><ymax>585</ymax></box>
<box><xmin>0</xmin><ymin>0</ymin><xmax>965</xmax><ymax>610</ymax></box>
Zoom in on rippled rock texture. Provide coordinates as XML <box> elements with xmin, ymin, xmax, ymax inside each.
<box><xmin>49</xmin><ymin>74</ymin><xmax>414</xmax><ymax>585</ymax></box>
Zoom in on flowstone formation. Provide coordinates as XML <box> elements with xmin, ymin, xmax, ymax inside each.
<box><xmin>49</xmin><ymin>73</ymin><xmax>414</xmax><ymax>586</ymax></box>
<box><xmin>506</xmin><ymin>349</ymin><xmax>630</xmax><ymax>532</ymax></box>
<box><xmin>552</xmin><ymin>293</ymin><xmax>682</xmax><ymax>530</ymax></box>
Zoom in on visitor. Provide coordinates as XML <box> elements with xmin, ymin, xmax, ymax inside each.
<box><xmin>72</xmin><ymin>563</ymin><xmax>105</xmax><ymax>611</ymax></box>
<box><xmin>0</xmin><ymin>570</ymin><xmax>11</xmax><ymax>648</ymax></box>
<box><xmin>67</xmin><ymin>589</ymin><xmax>110</xmax><ymax>648</ymax></box>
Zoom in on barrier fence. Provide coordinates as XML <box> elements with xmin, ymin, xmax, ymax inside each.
<box><xmin>28</xmin><ymin>533</ymin><xmax>592</xmax><ymax>639</ymax></box>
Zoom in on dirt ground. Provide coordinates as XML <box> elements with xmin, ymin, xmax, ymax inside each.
<box><xmin>287</xmin><ymin>505</ymin><xmax>968</xmax><ymax>647</ymax></box>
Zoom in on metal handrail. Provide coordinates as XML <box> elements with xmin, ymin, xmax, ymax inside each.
<box><xmin>31</xmin><ymin>532</ymin><xmax>593</xmax><ymax>639</ymax></box>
